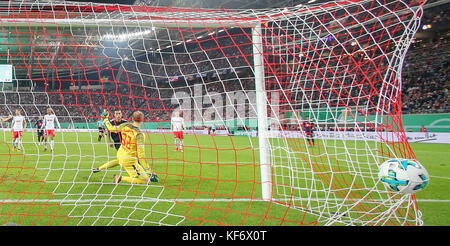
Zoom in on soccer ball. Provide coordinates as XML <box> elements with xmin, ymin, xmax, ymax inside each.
<box><xmin>378</xmin><ymin>159</ymin><xmax>430</xmax><ymax>194</ymax></box>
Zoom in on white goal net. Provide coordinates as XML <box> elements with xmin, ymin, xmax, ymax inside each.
<box><xmin>0</xmin><ymin>0</ymin><xmax>426</xmax><ymax>226</ymax></box>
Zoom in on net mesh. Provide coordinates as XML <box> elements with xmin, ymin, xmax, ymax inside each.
<box><xmin>0</xmin><ymin>0</ymin><xmax>426</xmax><ymax>226</ymax></box>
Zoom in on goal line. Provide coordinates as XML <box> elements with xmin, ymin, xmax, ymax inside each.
<box><xmin>3</xmin><ymin>198</ymin><xmax>447</xmax><ymax>204</ymax></box>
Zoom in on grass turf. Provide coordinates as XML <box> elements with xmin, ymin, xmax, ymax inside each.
<box><xmin>0</xmin><ymin>131</ymin><xmax>448</xmax><ymax>226</ymax></box>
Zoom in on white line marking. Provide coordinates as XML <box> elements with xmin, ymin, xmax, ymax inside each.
<box><xmin>430</xmin><ymin>175</ymin><xmax>450</xmax><ymax>180</ymax></box>
<box><xmin>1</xmin><ymin>198</ymin><xmax>449</xmax><ymax>204</ymax></box>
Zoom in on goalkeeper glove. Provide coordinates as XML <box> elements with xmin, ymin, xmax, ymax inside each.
<box><xmin>144</xmin><ymin>168</ymin><xmax>158</xmax><ymax>183</ymax></box>
<box><xmin>150</xmin><ymin>173</ymin><xmax>159</xmax><ymax>183</ymax></box>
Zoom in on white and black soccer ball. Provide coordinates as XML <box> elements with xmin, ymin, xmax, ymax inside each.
<box><xmin>378</xmin><ymin>159</ymin><xmax>430</xmax><ymax>194</ymax></box>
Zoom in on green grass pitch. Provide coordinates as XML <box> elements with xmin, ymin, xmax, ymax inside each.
<box><xmin>0</xmin><ymin>131</ymin><xmax>448</xmax><ymax>226</ymax></box>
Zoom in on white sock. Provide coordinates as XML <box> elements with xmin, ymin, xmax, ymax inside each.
<box><xmin>18</xmin><ymin>139</ymin><xmax>22</xmax><ymax>150</ymax></box>
<box><xmin>51</xmin><ymin>140</ymin><xmax>54</xmax><ymax>150</ymax></box>
<box><xmin>180</xmin><ymin>141</ymin><xmax>183</xmax><ymax>150</ymax></box>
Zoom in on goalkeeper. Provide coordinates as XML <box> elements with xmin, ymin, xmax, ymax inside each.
<box><xmin>99</xmin><ymin>111</ymin><xmax>158</xmax><ymax>185</ymax></box>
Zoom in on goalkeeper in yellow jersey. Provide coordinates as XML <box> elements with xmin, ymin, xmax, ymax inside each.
<box><xmin>102</xmin><ymin>111</ymin><xmax>158</xmax><ymax>185</ymax></box>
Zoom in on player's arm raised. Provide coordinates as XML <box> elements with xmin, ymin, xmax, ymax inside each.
<box><xmin>103</xmin><ymin>118</ymin><xmax>121</xmax><ymax>133</ymax></box>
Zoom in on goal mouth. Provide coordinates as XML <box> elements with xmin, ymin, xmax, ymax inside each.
<box><xmin>0</xmin><ymin>0</ymin><xmax>426</xmax><ymax>226</ymax></box>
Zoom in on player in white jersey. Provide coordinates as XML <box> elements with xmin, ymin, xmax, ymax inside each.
<box><xmin>41</xmin><ymin>108</ymin><xmax>61</xmax><ymax>152</ymax></box>
<box><xmin>171</xmin><ymin>111</ymin><xmax>187</xmax><ymax>152</ymax></box>
<box><xmin>1</xmin><ymin>109</ymin><xmax>27</xmax><ymax>152</ymax></box>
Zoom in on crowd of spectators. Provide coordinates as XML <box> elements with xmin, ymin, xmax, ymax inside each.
<box><xmin>401</xmin><ymin>5</ymin><xmax>449</xmax><ymax>114</ymax></box>
<box><xmin>401</xmin><ymin>38</ymin><xmax>449</xmax><ymax>114</ymax></box>
<box><xmin>0</xmin><ymin>67</ymin><xmax>256</xmax><ymax>127</ymax></box>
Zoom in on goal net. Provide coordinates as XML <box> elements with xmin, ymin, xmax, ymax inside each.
<box><xmin>0</xmin><ymin>0</ymin><xmax>426</xmax><ymax>226</ymax></box>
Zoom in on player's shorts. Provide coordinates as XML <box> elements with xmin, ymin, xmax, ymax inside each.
<box><xmin>12</xmin><ymin>131</ymin><xmax>23</xmax><ymax>138</ymax></box>
<box><xmin>98</xmin><ymin>127</ymin><xmax>105</xmax><ymax>133</ymax></box>
<box><xmin>173</xmin><ymin>131</ymin><xmax>184</xmax><ymax>139</ymax></box>
<box><xmin>37</xmin><ymin>130</ymin><xmax>44</xmax><ymax>136</ymax></box>
<box><xmin>113</xmin><ymin>142</ymin><xmax>121</xmax><ymax>151</ymax></box>
<box><xmin>117</xmin><ymin>149</ymin><xmax>149</xmax><ymax>180</ymax></box>
<box><xmin>45</xmin><ymin>129</ymin><xmax>55</xmax><ymax>137</ymax></box>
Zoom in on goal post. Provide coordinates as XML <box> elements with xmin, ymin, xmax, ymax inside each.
<box><xmin>0</xmin><ymin>0</ymin><xmax>429</xmax><ymax>226</ymax></box>
<box><xmin>252</xmin><ymin>22</ymin><xmax>272</xmax><ymax>201</ymax></box>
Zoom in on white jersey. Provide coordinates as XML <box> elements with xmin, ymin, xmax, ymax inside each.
<box><xmin>43</xmin><ymin>114</ymin><xmax>60</xmax><ymax>130</ymax></box>
<box><xmin>12</xmin><ymin>116</ymin><xmax>25</xmax><ymax>132</ymax></box>
<box><xmin>171</xmin><ymin>117</ymin><xmax>185</xmax><ymax>132</ymax></box>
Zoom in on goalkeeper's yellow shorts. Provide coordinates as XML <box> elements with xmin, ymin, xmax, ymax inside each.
<box><xmin>117</xmin><ymin>148</ymin><xmax>149</xmax><ymax>180</ymax></box>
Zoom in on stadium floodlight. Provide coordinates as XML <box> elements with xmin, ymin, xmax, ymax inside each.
<box><xmin>102</xmin><ymin>28</ymin><xmax>155</xmax><ymax>41</ymax></box>
<box><xmin>0</xmin><ymin>0</ymin><xmax>428</xmax><ymax>226</ymax></box>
